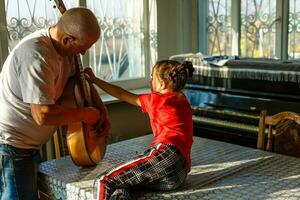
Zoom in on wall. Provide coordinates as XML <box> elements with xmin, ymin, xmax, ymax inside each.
<box><xmin>157</xmin><ymin>0</ymin><xmax>198</xmax><ymax>60</ymax></box>
<box><xmin>105</xmin><ymin>102</ymin><xmax>152</xmax><ymax>144</ymax></box>
<box><xmin>0</xmin><ymin>0</ymin><xmax>8</xmax><ymax>68</ymax></box>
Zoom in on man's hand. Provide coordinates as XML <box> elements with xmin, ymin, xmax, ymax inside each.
<box><xmin>101</xmin><ymin>117</ymin><xmax>111</xmax><ymax>136</ymax></box>
<box><xmin>83</xmin><ymin>107</ymin><xmax>101</xmax><ymax>124</ymax></box>
<box><xmin>93</xmin><ymin>117</ymin><xmax>110</xmax><ymax>136</ymax></box>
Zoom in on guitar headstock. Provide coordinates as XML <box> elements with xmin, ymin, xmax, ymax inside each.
<box><xmin>50</xmin><ymin>0</ymin><xmax>67</xmax><ymax>14</ymax></box>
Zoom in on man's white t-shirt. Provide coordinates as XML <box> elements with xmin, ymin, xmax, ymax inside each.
<box><xmin>0</xmin><ymin>29</ymin><xmax>75</xmax><ymax>149</ymax></box>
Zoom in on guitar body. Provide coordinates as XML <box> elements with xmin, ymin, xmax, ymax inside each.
<box><xmin>59</xmin><ymin>77</ymin><xmax>106</xmax><ymax>166</ymax></box>
<box><xmin>51</xmin><ymin>0</ymin><xmax>107</xmax><ymax>166</ymax></box>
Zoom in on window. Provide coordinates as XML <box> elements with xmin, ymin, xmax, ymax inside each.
<box><xmin>1</xmin><ymin>0</ymin><xmax>157</xmax><ymax>89</ymax></box>
<box><xmin>207</xmin><ymin>0</ymin><xmax>232</xmax><ymax>55</ymax></box>
<box><xmin>288</xmin><ymin>0</ymin><xmax>300</xmax><ymax>59</ymax></box>
<box><xmin>199</xmin><ymin>0</ymin><xmax>299</xmax><ymax>60</ymax></box>
<box><xmin>240</xmin><ymin>0</ymin><xmax>277</xmax><ymax>58</ymax></box>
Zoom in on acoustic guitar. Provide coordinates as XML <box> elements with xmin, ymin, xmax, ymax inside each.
<box><xmin>52</xmin><ymin>0</ymin><xmax>107</xmax><ymax>166</ymax></box>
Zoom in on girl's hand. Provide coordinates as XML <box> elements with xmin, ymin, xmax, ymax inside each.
<box><xmin>83</xmin><ymin>67</ymin><xmax>97</xmax><ymax>83</ymax></box>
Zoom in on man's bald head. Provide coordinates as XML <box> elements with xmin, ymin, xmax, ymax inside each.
<box><xmin>57</xmin><ymin>7</ymin><xmax>100</xmax><ymax>43</ymax></box>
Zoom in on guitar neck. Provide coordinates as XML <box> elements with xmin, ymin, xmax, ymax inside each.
<box><xmin>53</xmin><ymin>0</ymin><xmax>67</xmax><ymax>14</ymax></box>
<box><xmin>75</xmin><ymin>55</ymin><xmax>92</xmax><ymax>106</ymax></box>
<box><xmin>52</xmin><ymin>0</ymin><xmax>92</xmax><ymax>106</ymax></box>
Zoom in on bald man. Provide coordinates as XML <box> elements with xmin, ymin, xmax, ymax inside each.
<box><xmin>0</xmin><ymin>7</ymin><xmax>108</xmax><ymax>200</ymax></box>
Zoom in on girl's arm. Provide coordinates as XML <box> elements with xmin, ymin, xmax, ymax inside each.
<box><xmin>84</xmin><ymin>68</ymin><xmax>141</xmax><ymax>107</ymax></box>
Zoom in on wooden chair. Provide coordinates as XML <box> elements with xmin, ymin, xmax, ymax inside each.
<box><xmin>40</xmin><ymin>126</ymin><xmax>69</xmax><ymax>161</ymax></box>
<box><xmin>257</xmin><ymin>110</ymin><xmax>300</xmax><ymax>157</ymax></box>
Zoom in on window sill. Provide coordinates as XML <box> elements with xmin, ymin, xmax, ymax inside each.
<box><xmin>100</xmin><ymin>87</ymin><xmax>151</xmax><ymax>104</ymax></box>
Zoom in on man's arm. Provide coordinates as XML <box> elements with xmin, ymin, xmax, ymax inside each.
<box><xmin>30</xmin><ymin>103</ymin><xmax>100</xmax><ymax>126</ymax></box>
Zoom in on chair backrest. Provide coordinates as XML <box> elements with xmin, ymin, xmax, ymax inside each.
<box><xmin>40</xmin><ymin>126</ymin><xmax>69</xmax><ymax>161</ymax></box>
<box><xmin>257</xmin><ymin>110</ymin><xmax>300</xmax><ymax>156</ymax></box>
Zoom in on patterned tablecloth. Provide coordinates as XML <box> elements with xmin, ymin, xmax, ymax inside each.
<box><xmin>38</xmin><ymin>134</ymin><xmax>300</xmax><ymax>200</ymax></box>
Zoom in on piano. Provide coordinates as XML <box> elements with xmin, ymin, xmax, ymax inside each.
<box><xmin>171</xmin><ymin>53</ymin><xmax>300</xmax><ymax>148</ymax></box>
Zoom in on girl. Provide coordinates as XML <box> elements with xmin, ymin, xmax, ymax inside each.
<box><xmin>84</xmin><ymin>60</ymin><xmax>194</xmax><ymax>200</ymax></box>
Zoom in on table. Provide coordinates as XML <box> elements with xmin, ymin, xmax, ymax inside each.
<box><xmin>38</xmin><ymin>134</ymin><xmax>300</xmax><ymax>200</ymax></box>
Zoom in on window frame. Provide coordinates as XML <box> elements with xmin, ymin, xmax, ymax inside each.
<box><xmin>198</xmin><ymin>0</ymin><xmax>291</xmax><ymax>60</ymax></box>
<box><xmin>0</xmin><ymin>0</ymin><xmax>9</xmax><ymax>68</ymax></box>
<box><xmin>0</xmin><ymin>0</ymin><xmax>153</xmax><ymax>90</ymax></box>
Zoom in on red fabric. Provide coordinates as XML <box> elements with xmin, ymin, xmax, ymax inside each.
<box><xmin>138</xmin><ymin>92</ymin><xmax>193</xmax><ymax>169</ymax></box>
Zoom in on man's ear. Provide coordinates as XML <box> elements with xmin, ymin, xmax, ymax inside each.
<box><xmin>62</xmin><ymin>35</ymin><xmax>75</xmax><ymax>46</ymax></box>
